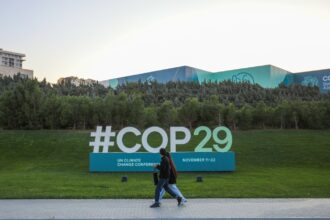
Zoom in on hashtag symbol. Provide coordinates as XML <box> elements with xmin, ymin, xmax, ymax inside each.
<box><xmin>89</xmin><ymin>126</ymin><xmax>116</xmax><ymax>153</ymax></box>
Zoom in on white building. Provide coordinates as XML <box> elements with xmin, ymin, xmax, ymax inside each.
<box><xmin>57</xmin><ymin>76</ymin><xmax>97</xmax><ymax>86</ymax></box>
<box><xmin>0</xmin><ymin>48</ymin><xmax>33</xmax><ymax>78</ymax></box>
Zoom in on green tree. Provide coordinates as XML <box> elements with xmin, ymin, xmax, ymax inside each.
<box><xmin>127</xmin><ymin>95</ymin><xmax>145</xmax><ymax>128</ymax></box>
<box><xmin>112</xmin><ymin>93</ymin><xmax>129</xmax><ymax>129</ymax></box>
<box><xmin>254</xmin><ymin>101</ymin><xmax>268</xmax><ymax>129</ymax></box>
<box><xmin>178</xmin><ymin>98</ymin><xmax>200</xmax><ymax>129</ymax></box>
<box><xmin>144</xmin><ymin>106</ymin><xmax>158</xmax><ymax>127</ymax></box>
<box><xmin>237</xmin><ymin>104</ymin><xmax>253</xmax><ymax>130</ymax></box>
<box><xmin>0</xmin><ymin>79</ymin><xmax>43</xmax><ymax>129</ymax></box>
<box><xmin>157</xmin><ymin>101</ymin><xmax>177</xmax><ymax>128</ymax></box>
<box><xmin>275</xmin><ymin>101</ymin><xmax>290</xmax><ymax>129</ymax></box>
<box><xmin>41</xmin><ymin>95</ymin><xmax>63</xmax><ymax>129</ymax></box>
<box><xmin>199</xmin><ymin>97</ymin><xmax>223</xmax><ymax>127</ymax></box>
<box><xmin>224</xmin><ymin>103</ymin><xmax>238</xmax><ymax>130</ymax></box>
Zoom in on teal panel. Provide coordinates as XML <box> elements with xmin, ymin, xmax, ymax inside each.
<box><xmin>269</xmin><ymin>65</ymin><xmax>292</xmax><ymax>87</ymax></box>
<box><xmin>89</xmin><ymin>152</ymin><xmax>235</xmax><ymax>172</ymax></box>
<box><xmin>196</xmin><ymin>65</ymin><xmax>289</xmax><ymax>88</ymax></box>
<box><xmin>102</xmin><ymin>66</ymin><xmax>205</xmax><ymax>89</ymax></box>
<box><xmin>282</xmin><ymin>69</ymin><xmax>330</xmax><ymax>93</ymax></box>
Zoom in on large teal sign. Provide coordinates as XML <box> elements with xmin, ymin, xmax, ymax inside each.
<box><xmin>90</xmin><ymin>152</ymin><xmax>235</xmax><ymax>172</ymax></box>
<box><xmin>88</xmin><ymin>126</ymin><xmax>236</xmax><ymax>172</ymax></box>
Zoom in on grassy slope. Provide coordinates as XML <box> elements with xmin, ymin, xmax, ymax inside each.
<box><xmin>0</xmin><ymin>129</ymin><xmax>329</xmax><ymax>198</ymax></box>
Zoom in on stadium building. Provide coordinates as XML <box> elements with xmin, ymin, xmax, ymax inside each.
<box><xmin>100</xmin><ymin>65</ymin><xmax>330</xmax><ymax>93</ymax></box>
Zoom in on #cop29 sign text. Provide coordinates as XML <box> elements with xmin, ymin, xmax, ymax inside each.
<box><xmin>89</xmin><ymin>126</ymin><xmax>235</xmax><ymax>172</ymax></box>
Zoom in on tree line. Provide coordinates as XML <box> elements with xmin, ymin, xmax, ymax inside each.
<box><xmin>0</xmin><ymin>75</ymin><xmax>329</xmax><ymax>130</ymax></box>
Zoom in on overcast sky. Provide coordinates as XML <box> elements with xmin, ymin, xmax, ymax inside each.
<box><xmin>1</xmin><ymin>0</ymin><xmax>330</xmax><ymax>83</ymax></box>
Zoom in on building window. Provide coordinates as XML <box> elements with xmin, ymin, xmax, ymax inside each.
<box><xmin>9</xmin><ymin>58</ymin><xmax>14</xmax><ymax>67</ymax></box>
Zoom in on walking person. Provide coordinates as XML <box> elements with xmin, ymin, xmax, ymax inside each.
<box><xmin>159</xmin><ymin>152</ymin><xmax>187</xmax><ymax>204</ymax></box>
<box><xmin>150</xmin><ymin>148</ymin><xmax>182</xmax><ymax>208</ymax></box>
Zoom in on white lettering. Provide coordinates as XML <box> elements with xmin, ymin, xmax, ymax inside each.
<box><xmin>141</xmin><ymin>126</ymin><xmax>168</xmax><ymax>153</ymax></box>
<box><xmin>170</xmin><ymin>127</ymin><xmax>191</xmax><ymax>152</ymax></box>
<box><xmin>116</xmin><ymin>127</ymin><xmax>141</xmax><ymax>153</ymax></box>
<box><xmin>323</xmin><ymin>75</ymin><xmax>330</xmax><ymax>81</ymax></box>
<box><xmin>90</xmin><ymin>125</ymin><xmax>232</xmax><ymax>153</ymax></box>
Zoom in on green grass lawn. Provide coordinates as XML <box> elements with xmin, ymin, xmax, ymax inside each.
<box><xmin>0</xmin><ymin>129</ymin><xmax>329</xmax><ymax>198</ymax></box>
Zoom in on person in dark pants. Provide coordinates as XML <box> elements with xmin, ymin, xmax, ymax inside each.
<box><xmin>150</xmin><ymin>148</ymin><xmax>182</xmax><ymax>208</ymax></box>
<box><xmin>159</xmin><ymin>152</ymin><xmax>187</xmax><ymax>204</ymax></box>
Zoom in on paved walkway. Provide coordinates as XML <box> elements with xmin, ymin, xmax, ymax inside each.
<box><xmin>0</xmin><ymin>199</ymin><xmax>329</xmax><ymax>219</ymax></box>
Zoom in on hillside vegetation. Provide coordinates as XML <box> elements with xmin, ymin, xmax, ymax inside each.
<box><xmin>0</xmin><ymin>75</ymin><xmax>330</xmax><ymax>130</ymax></box>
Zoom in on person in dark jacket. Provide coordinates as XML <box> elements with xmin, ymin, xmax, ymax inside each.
<box><xmin>150</xmin><ymin>148</ymin><xmax>182</xmax><ymax>208</ymax></box>
<box><xmin>159</xmin><ymin>152</ymin><xmax>187</xmax><ymax>204</ymax></box>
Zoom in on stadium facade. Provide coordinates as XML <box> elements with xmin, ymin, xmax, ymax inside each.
<box><xmin>100</xmin><ymin>65</ymin><xmax>330</xmax><ymax>93</ymax></box>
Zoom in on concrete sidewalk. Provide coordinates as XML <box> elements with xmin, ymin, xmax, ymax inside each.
<box><xmin>0</xmin><ymin>199</ymin><xmax>329</xmax><ymax>219</ymax></box>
